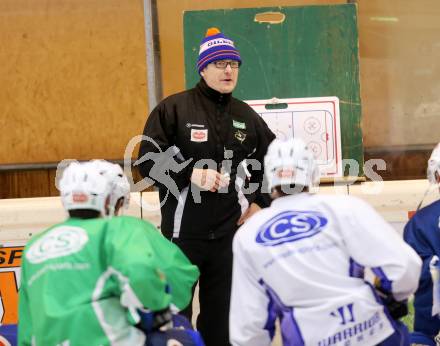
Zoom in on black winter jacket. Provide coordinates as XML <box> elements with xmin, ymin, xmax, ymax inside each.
<box><xmin>138</xmin><ymin>79</ymin><xmax>275</xmax><ymax>239</ymax></box>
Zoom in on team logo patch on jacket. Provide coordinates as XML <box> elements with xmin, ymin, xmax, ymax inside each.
<box><xmin>191</xmin><ymin>129</ymin><xmax>208</xmax><ymax>142</ymax></box>
<box><xmin>234</xmin><ymin>130</ymin><xmax>246</xmax><ymax>143</ymax></box>
<box><xmin>26</xmin><ymin>226</ymin><xmax>89</xmax><ymax>263</ymax></box>
<box><xmin>256</xmin><ymin>210</ymin><xmax>328</xmax><ymax>246</ymax></box>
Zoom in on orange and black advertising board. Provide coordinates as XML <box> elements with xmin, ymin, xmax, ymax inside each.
<box><xmin>0</xmin><ymin>243</ymin><xmax>24</xmax><ymax>346</ymax></box>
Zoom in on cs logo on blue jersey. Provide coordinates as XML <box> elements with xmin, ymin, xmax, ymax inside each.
<box><xmin>256</xmin><ymin>211</ymin><xmax>328</xmax><ymax>246</ymax></box>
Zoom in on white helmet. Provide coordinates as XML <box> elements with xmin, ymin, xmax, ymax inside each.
<box><xmin>427</xmin><ymin>143</ymin><xmax>440</xmax><ymax>184</ymax></box>
<box><xmin>264</xmin><ymin>137</ymin><xmax>320</xmax><ymax>191</ymax></box>
<box><xmin>88</xmin><ymin>160</ymin><xmax>131</xmax><ymax>215</ymax></box>
<box><xmin>59</xmin><ymin>162</ymin><xmax>112</xmax><ymax>215</ymax></box>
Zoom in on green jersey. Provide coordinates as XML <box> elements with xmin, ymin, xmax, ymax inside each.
<box><xmin>18</xmin><ymin>216</ymin><xmax>199</xmax><ymax>346</ymax></box>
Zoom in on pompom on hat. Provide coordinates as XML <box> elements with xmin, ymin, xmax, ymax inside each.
<box><xmin>197</xmin><ymin>27</ymin><xmax>241</xmax><ymax>74</ymax></box>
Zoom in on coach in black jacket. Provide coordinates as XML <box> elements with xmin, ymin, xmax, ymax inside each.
<box><xmin>138</xmin><ymin>27</ymin><xmax>275</xmax><ymax>346</ymax></box>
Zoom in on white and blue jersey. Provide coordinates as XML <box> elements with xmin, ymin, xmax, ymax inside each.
<box><xmin>230</xmin><ymin>193</ymin><xmax>421</xmax><ymax>346</ymax></box>
<box><xmin>403</xmin><ymin>199</ymin><xmax>440</xmax><ymax>339</ymax></box>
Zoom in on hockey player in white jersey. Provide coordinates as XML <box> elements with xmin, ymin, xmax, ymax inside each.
<box><xmin>229</xmin><ymin>138</ymin><xmax>422</xmax><ymax>346</ymax></box>
<box><xmin>87</xmin><ymin>159</ymin><xmax>131</xmax><ymax>216</ymax></box>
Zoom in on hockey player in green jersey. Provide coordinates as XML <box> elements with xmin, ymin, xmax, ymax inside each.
<box><xmin>88</xmin><ymin>159</ymin><xmax>198</xmax><ymax>312</ymax></box>
<box><xmin>18</xmin><ymin>161</ymin><xmax>199</xmax><ymax>346</ymax></box>
<box><xmin>88</xmin><ymin>160</ymin><xmax>205</xmax><ymax>345</ymax></box>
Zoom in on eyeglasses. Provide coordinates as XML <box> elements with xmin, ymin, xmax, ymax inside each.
<box><xmin>212</xmin><ymin>60</ymin><xmax>240</xmax><ymax>69</ymax></box>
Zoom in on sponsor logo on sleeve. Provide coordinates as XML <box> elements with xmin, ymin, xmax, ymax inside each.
<box><xmin>232</xmin><ymin>120</ymin><xmax>246</xmax><ymax>130</ymax></box>
<box><xmin>26</xmin><ymin>226</ymin><xmax>89</xmax><ymax>264</ymax></box>
<box><xmin>256</xmin><ymin>210</ymin><xmax>328</xmax><ymax>246</ymax></box>
<box><xmin>191</xmin><ymin>129</ymin><xmax>208</xmax><ymax>142</ymax></box>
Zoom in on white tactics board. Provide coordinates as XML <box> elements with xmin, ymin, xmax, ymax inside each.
<box><xmin>246</xmin><ymin>96</ymin><xmax>342</xmax><ymax>178</ymax></box>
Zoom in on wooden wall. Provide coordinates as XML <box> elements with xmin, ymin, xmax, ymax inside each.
<box><xmin>357</xmin><ymin>0</ymin><xmax>440</xmax><ymax>148</ymax></box>
<box><xmin>0</xmin><ymin>171</ymin><xmax>54</xmax><ymax>198</ymax></box>
<box><xmin>0</xmin><ymin>0</ymin><xmax>148</xmax><ymax>164</ymax></box>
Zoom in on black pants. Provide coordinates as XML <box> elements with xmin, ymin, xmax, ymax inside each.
<box><xmin>172</xmin><ymin>232</ymin><xmax>234</xmax><ymax>346</ymax></box>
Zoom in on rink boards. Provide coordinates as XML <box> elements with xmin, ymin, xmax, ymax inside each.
<box><xmin>0</xmin><ymin>179</ymin><xmax>438</xmax><ymax>343</ymax></box>
<box><xmin>1</xmin><ymin>179</ymin><xmax>437</xmax><ymax>243</ymax></box>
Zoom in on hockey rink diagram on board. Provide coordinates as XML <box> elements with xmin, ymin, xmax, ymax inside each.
<box><xmin>246</xmin><ymin>97</ymin><xmax>342</xmax><ymax>178</ymax></box>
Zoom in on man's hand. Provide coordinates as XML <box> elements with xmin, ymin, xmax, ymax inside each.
<box><xmin>191</xmin><ymin>168</ymin><xmax>229</xmax><ymax>192</ymax></box>
<box><xmin>237</xmin><ymin>203</ymin><xmax>261</xmax><ymax>226</ymax></box>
